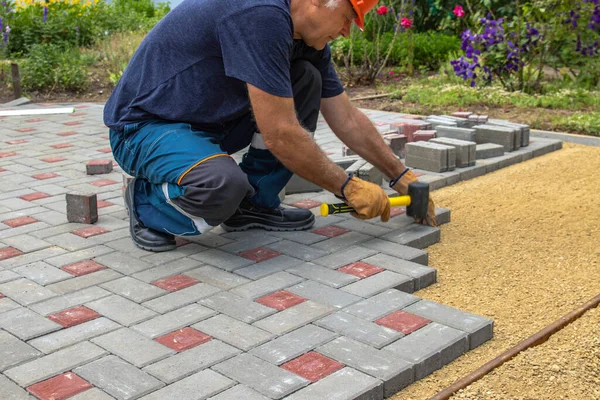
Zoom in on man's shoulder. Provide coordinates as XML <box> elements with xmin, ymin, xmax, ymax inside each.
<box><xmin>229</xmin><ymin>0</ymin><xmax>290</xmax><ymax>16</ymax></box>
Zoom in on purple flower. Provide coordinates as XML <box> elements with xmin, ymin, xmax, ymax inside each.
<box><xmin>43</xmin><ymin>6</ymin><xmax>48</xmax><ymax>22</ymax></box>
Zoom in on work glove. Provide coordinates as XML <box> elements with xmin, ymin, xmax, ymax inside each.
<box><xmin>342</xmin><ymin>176</ymin><xmax>391</xmax><ymax>222</ymax></box>
<box><xmin>391</xmin><ymin>169</ymin><xmax>437</xmax><ymax>227</ymax></box>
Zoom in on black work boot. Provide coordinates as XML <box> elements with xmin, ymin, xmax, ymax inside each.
<box><xmin>221</xmin><ymin>198</ymin><xmax>315</xmax><ymax>232</ymax></box>
<box><xmin>124</xmin><ymin>178</ymin><xmax>177</xmax><ymax>252</ymax></box>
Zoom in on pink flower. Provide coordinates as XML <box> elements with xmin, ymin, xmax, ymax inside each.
<box><xmin>453</xmin><ymin>5</ymin><xmax>465</xmax><ymax>18</ymax></box>
<box><xmin>377</xmin><ymin>6</ymin><xmax>388</xmax><ymax>15</ymax></box>
<box><xmin>400</xmin><ymin>17</ymin><xmax>412</xmax><ymax>29</ymax></box>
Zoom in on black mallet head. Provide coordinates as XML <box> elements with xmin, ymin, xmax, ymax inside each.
<box><xmin>406</xmin><ymin>182</ymin><xmax>429</xmax><ymax>219</ymax></box>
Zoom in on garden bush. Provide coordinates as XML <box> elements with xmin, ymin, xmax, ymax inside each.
<box><xmin>20</xmin><ymin>42</ymin><xmax>88</xmax><ymax>90</ymax></box>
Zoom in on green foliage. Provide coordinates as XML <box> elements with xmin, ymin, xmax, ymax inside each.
<box><xmin>547</xmin><ymin>112</ymin><xmax>600</xmax><ymax>136</ymax></box>
<box><xmin>20</xmin><ymin>43</ymin><xmax>88</xmax><ymax>91</ymax></box>
<box><xmin>331</xmin><ymin>32</ymin><xmax>460</xmax><ymax>72</ymax></box>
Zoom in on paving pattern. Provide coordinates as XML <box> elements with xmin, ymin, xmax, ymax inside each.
<box><xmin>0</xmin><ymin>103</ymin><xmax>562</xmax><ymax>399</ymax></box>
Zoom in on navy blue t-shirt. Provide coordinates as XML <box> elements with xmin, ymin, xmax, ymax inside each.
<box><xmin>103</xmin><ymin>0</ymin><xmax>345</xmax><ymax>132</ymax></box>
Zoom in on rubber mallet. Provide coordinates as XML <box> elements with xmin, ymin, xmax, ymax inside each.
<box><xmin>320</xmin><ymin>181</ymin><xmax>429</xmax><ymax>219</ymax></box>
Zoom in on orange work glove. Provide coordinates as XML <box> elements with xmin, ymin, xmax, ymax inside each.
<box><xmin>342</xmin><ymin>177</ymin><xmax>391</xmax><ymax>222</ymax></box>
<box><xmin>391</xmin><ymin>169</ymin><xmax>437</xmax><ymax>227</ymax></box>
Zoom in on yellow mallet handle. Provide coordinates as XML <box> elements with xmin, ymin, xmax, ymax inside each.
<box><xmin>320</xmin><ymin>195</ymin><xmax>411</xmax><ymax>217</ymax></box>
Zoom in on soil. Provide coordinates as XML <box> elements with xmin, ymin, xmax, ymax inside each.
<box><xmin>390</xmin><ymin>142</ymin><xmax>600</xmax><ymax>400</ymax></box>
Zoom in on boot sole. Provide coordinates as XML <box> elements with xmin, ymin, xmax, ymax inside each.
<box><xmin>125</xmin><ymin>180</ymin><xmax>177</xmax><ymax>252</ymax></box>
<box><xmin>221</xmin><ymin>218</ymin><xmax>315</xmax><ymax>232</ymax></box>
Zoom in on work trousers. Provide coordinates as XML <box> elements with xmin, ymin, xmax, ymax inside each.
<box><xmin>109</xmin><ymin>60</ymin><xmax>322</xmax><ymax>236</ymax></box>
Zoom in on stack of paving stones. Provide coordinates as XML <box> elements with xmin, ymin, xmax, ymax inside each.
<box><xmin>0</xmin><ymin>104</ymin><xmax>561</xmax><ymax>400</ymax></box>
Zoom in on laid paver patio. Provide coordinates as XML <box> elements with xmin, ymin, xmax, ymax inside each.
<box><xmin>0</xmin><ymin>103</ymin><xmax>562</xmax><ymax>399</ymax></box>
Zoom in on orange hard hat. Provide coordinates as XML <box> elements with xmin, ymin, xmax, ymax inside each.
<box><xmin>348</xmin><ymin>0</ymin><xmax>379</xmax><ymax>30</ymax></box>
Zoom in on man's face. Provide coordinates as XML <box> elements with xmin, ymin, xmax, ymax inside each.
<box><xmin>305</xmin><ymin>0</ymin><xmax>358</xmax><ymax>50</ymax></box>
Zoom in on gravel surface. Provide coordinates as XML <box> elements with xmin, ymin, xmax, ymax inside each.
<box><xmin>391</xmin><ymin>142</ymin><xmax>600</xmax><ymax>400</ymax></box>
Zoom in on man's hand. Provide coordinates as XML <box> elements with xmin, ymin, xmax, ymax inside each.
<box><xmin>343</xmin><ymin>177</ymin><xmax>391</xmax><ymax>222</ymax></box>
<box><xmin>391</xmin><ymin>170</ymin><xmax>437</xmax><ymax>227</ymax></box>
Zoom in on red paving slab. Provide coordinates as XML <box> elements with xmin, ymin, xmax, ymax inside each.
<box><xmin>338</xmin><ymin>261</ymin><xmax>384</xmax><ymax>278</ymax></box>
<box><xmin>6</xmin><ymin>139</ymin><xmax>28</xmax><ymax>144</ymax></box>
<box><xmin>61</xmin><ymin>260</ymin><xmax>107</xmax><ymax>276</ymax></box>
<box><xmin>57</xmin><ymin>131</ymin><xmax>78</xmax><ymax>136</ymax></box>
<box><xmin>375</xmin><ymin>310</ymin><xmax>431</xmax><ymax>334</ymax></box>
<box><xmin>0</xmin><ymin>247</ymin><xmax>24</xmax><ymax>261</ymax></box>
<box><xmin>64</xmin><ymin>121</ymin><xmax>83</xmax><ymax>126</ymax></box>
<box><xmin>48</xmin><ymin>306</ymin><xmax>101</xmax><ymax>328</ymax></box>
<box><xmin>20</xmin><ymin>192</ymin><xmax>51</xmax><ymax>201</ymax></box>
<box><xmin>41</xmin><ymin>157</ymin><xmax>67</xmax><ymax>163</ymax></box>
<box><xmin>311</xmin><ymin>225</ymin><xmax>350</xmax><ymax>238</ymax></box>
<box><xmin>2</xmin><ymin>216</ymin><xmax>38</xmax><ymax>228</ymax></box>
<box><xmin>0</xmin><ymin>151</ymin><xmax>17</xmax><ymax>158</ymax></box>
<box><xmin>238</xmin><ymin>247</ymin><xmax>281</xmax><ymax>263</ymax></box>
<box><xmin>25</xmin><ymin>118</ymin><xmax>43</xmax><ymax>123</ymax></box>
<box><xmin>32</xmin><ymin>173</ymin><xmax>59</xmax><ymax>180</ymax></box>
<box><xmin>72</xmin><ymin>226</ymin><xmax>110</xmax><ymax>238</ymax></box>
<box><xmin>155</xmin><ymin>328</ymin><xmax>212</xmax><ymax>351</ymax></box>
<box><xmin>255</xmin><ymin>291</ymin><xmax>307</xmax><ymax>311</ymax></box>
<box><xmin>390</xmin><ymin>207</ymin><xmax>406</xmax><ymax>217</ymax></box>
<box><xmin>16</xmin><ymin>127</ymin><xmax>35</xmax><ymax>133</ymax></box>
<box><xmin>153</xmin><ymin>275</ymin><xmax>199</xmax><ymax>291</ymax></box>
<box><xmin>90</xmin><ymin>179</ymin><xmax>118</xmax><ymax>187</ymax></box>
<box><xmin>27</xmin><ymin>372</ymin><xmax>92</xmax><ymax>400</ymax></box>
<box><xmin>290</xmin><ymin>200</ymin><xmax>321</xmax><ymax>209</ymax></box>
<box><xmin>281</xmin><ymin>352</ymin><xmax>344</xmax><ymax>382</ymax></box>
<box><xmin>51</xmin><ymin>143</ymin><xmax>73</xmax><ymax>149</ymax></box>
<box><xmin>96</xmin><ymin>200</ymin><xmax>113</xmax><ymax>208</ymax></box>
<box><xmin>97</xmin><ymin>148</ymin><xmax>113</xmax><ymax>153</ymax></box>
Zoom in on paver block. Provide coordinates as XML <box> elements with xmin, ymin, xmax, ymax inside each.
<box><xmin>200</xmin><ymin>291</ymin><xmax>276</xmax><ymax>323</ymax></box>
<box><xmin>185</xmin><ymin>265</ymin><xmax>250</xmax><ymax>290</ymax></box>
<box><xmin>68</xmin><ymin>388</ymin><xmax>115</xmax><ymax>400</ymax></box>
<box><xmin>361</xmin><ymin>253</ymin><xmax>436</xmax><ymax>290</ymax></box>
<box><xmin>405</xmin><ymin>142</ymin><xmax>455</xmax><ymax>172</ymax></box>
<box><xmin>476</xmin><ymin>143</ymin><xmax>504</xmax><ymax>159</ymax></box>
<box><xmin>66</xmin><ymin>193</ymin><xmax>98</xmax><ymax>224</ymax></box>
<box><xmin>380</xmin><ymin>224</ymin><xmax>441</xmax><ymax>249</ymax></box>
<box><xmin>357</xmin><ymin>162</ymin><xmax>383</xmax><ymax>185</ymax></box>
<box><xmin>410</xmin><ymin>129</ymin><xmax>437</xmax><ymax>142</ymax></box>
<box><xmin>74</xmin><ymin>355</ymin><xmax>165</xmax><ymax>400</ymax></box>
<box><xmin>13</xmin><ymin>261</ymin><xmax>72</xmax><ymax>286</ymax></box>
<box><xmin>0</xmin><ymin>330</ymin><xmax>42</xmax><ymax>372</ymax></box>
<box><xmin>287</xmin><ymin>280</ymin><xmax>362</xmax><ymax>309</ymax></box>
<box><xmin>266</xmin><ymin>240</ymin><xmax>329</xmax><ymax>261</ymax></box>
<box><xmin>253</xmin><ymin>300</ymin><xmax>335</xmax><ymax>336</ymax></box>
<box><xmin>318</xmin><ymin>336</ymin><xmax>414</xmax><ymax>397</ymax></box>
<box><xmin>311</xmin><ymin>231</ymin><xmax>373</xmax><ymax>253</ymax></box>
<box><xmin>383</xmin><ymin>322</ymin><xmax>468</xmax><ymax>380</ymax></box>
<box><xmin>155</xmin><ymin>327</ymin><xmax>212</xmax><ymax>351</ymax></box>
<box><xmin>189</xmin><ymin>249</ymin><xmax>254</xmax><ymax>272</ymax></box>
<box><xmin>343</xmin><ymin>289</ymin><xmax>420</xmax><ymax>321</ymax></box>
<box><xmin>287</xmin><ymin>262</ymin><xmax>359</xmax><ymax>288</ymax></box>
<box><xmin>435</xmin><ymin>126</ymin><xmax>477</xmax><ymax>142</ymax></box>
<box><xmin>100</xmin><ymin>276</ymin><xmax>167</xmax><ymax>303</ymax></box>
<box><xmin>141</xmin><ymin>282</ymin><xmax>221</xmax><ymax>314</ymax></box>
<box><xmin>92</xmin><ymin>328</ymin><xmax>175</xmax><ymax>368</ymax></box>
<box><xmin>249</xmin><ymin>324</ymin><xmax>337</xmax><ymax>365</ymax></box>
<box><xmin>315</xmin><ymin>311</ymin><xmax>402</xmax><ymax>349</ymax></box>
<box><xmin>0</xmin><ymin>278</ymin><xmax>57</xmax><ymax>306</ymax></box>
<box><xmin>27</xmin><ymin>372</ymin><xmax>93</xmax><ymax>400</ymax></box>
<box><xmin>235</xmin><ymin>254</ymin><xmax>303</xmax><ymax>280</ymax></box>
<box><xmin>132</xmin><ymin>303</ymin><xmax>216</xmax><ymax>338</ymax></box>
<box><xmin>86</xmin><ymin>294</ymin><xmax>157</xmax><ymax>326</ymax></box>
<box><xmin>312</xmin><ymin>246</ymin><xmax>378</xmax><ymax>269</ymax></box>
<box><xmin>139</xmin><ymin>369</ymin><xmax>234</xmax><ymax>400</ymax></box>
<box><xmin>29</xmin><ymin>286</ymin><xmax>111</xmax><ymax>316</ymax></box>
<box><xmin>488</xmin><ymin>119</ymin><xmax>530</xmax><ymax>147</ymax></box>
<box><xmin>210</xmin><ymin>385</ymin><xmax>270</xmax><ymax>400</ymax></box>
<box><xmin>281</xmin><ymin>351</ymin><xmax>344</xmax><ymax>382</ymax></box>
<box><xmin>142</xmin><ymin>339</ymin><xmax>240</xmax><ymax>384</ymax></box>
<box><xmin>340</xmin><ymin>270</ymin><xmax>414</xmax><ymax>297</ymax></box>
<box><xmin>345</xmin><ymin>159</ymin><xmax>367</xmax><ymax>177</ymax></box>
<box><xmin>212</xmin><ymin>353</ymin><xmax>309</xmax><ymax>399</ymax></box>
<box><xmin>430</xmin><ymin>137</ymin><xmax>476</xmax><ymax>167</ymax></box>
<box><xmin>86</xmin><ymin>159</ymin><xmax>113</xmax><ymax>175</ymax></box>
<box><xmin>0</xmin><ymin>374</ymin><xmax>32</xmax><ymax>400</ymax></box>
<box><xmin>361</xmin><ymin>238</ymin><xmax>428</xmax><ymax>265</ymax></box>
<box><xmin>46</xmin><ymin>269</ymin><xmax>123</xmax><ymax>295</ymax></box>
<box><xmin>404</xmin><ymin>299</ymin><xmax>494</xmax><ymax>349</ymax></box>
<box><xmin>4</xmin><ymin>341</ymin><xmax>107</xmax><ymax>387</ymax></box>
<box><xmin>285</xmin><ymin>174</ymin><xmax>323</xmax><ymax>194</ymax></box>
<box><xmin>131</xmin><ymin>258</ymin><xmax>201</xmax><ymax>283</ymax></box>
<box><xmin>255</xmin><ymin>290</ymin><xmax>306</xmax><ymax>311</ymax></box>
<box><xmin>28</xmin><ymin>317</ymin><xmax>121</xmax><ymax>354</ymax></box>
<box><xmin>0</xmin><ymin>307</ymin><xmax>62</xmax><ymax>340</ymax></box>
<box><xmin>193</xmin><ymin>314</ymin><xmax>274</xmax><ymax>351</ymax></box>
<box><xmin>285</xmin><ymin>367</ymin><xmax>383</xmax><ymax>400</ymax></box>
<box><xmin>230</xmin><ymin>271</ymin><xmax>304</xmax><ymax>300</ymax></box>
<box><xmin>474</xmin><ymin>125</ymin><xmax>516</xmax><ymax>151</ymax></box>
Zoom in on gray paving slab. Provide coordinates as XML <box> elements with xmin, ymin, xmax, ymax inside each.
<box><xmin>315</xmin><ymin>311</ymin><xmax>402</xmax><ymax>349</ymax></box>
<box><xmin>185</xmin><ymin>265</ymin><xmax>251</xmax><ymax>290</ymax></box>
<box><xmin>286</xmin><ymin>262</ymin><xmax>359</xmax><ymax>288</ymax></box>
<box><xmin>29</xmin><ymin>286</ymin><xmax>111</xmax><ymax>316</ymax></box>
<box><xmin>285</xmin><ymin>367</ymin><xmax>383</xmax><ymax>400</ymax></box>
<box><xmin>229</xmin><ymin>271</ymin><xmax>304</xmax><ymax>300</ymax></box>
<box><xmin>141</xmin><ymin>283</ymin><xmax>221</xmax><ymax>314</ymax></box>
<box><xmin>287</xmin><ymin>280</ymin><xmax>362</xmax><ymax>309</ymax></box>
<box><xmin>0</xmin><ymin>278</ymin><xmax>57</xmax><ymax>305</ymax></box>
<box><xmin>361</xmin><ymin>253</ymin><xmax>437</xmax><ymax>291</ymax></box>
<box><xmin>99</xmin><ymin>276</ymin><xmax>167</xmax><ymax>303</ymax></box>
<box><xmin>139</xmin><ymin>369</ymin><xmax>234</xmax><ymax>400</ymax></box>
<box><xmin>0</xmin><ymin>330</ymin><xmax>42</xmax><ymax>372</ymax></box>
<box><xmin>0</xmin><ymin>307</ymin><xmax>62</xmax><ymax>340</ymax></box>
<box><xmin>86</xmin><ymin>294</ymin><xmax>157</xmax><ymax>326</ymax></box>
<box><xmin>74</xmin><ymin>355</ymin><xmax>165</xmax><ymax>400</ymax></box>
<box><xmin>131</xmin><ymin>303</ymin><xmax>217</xmax><ymax>339</ymax></box>
<box><xmin>193</xmin><ymin>314</ymin><xmax>274</xmax><ymax>351</ymax></box>
<box><xmin>212</xmin><ymin>353</ymin><xmax>309</xmax><ymax>399</ymax></box>
<box><xmin>209</xmin><ymin>385</ymin><xmax>270</xmax><ymax>400</ymax></box>
<box><xmin>253</xmin><ymin>300</ymin><xmax>335</xmax><ymax>335</ymax></box>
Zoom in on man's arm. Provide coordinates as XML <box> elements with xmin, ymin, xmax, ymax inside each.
<box><xmin>320</xmin><ymin>91</ymin><xmax>408</xmax><ymax>188</ymax></box>
<box><xmin>247</xmin><ymin>83</ymin><xmax>349</xmax><ymax>197</ymax></box>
